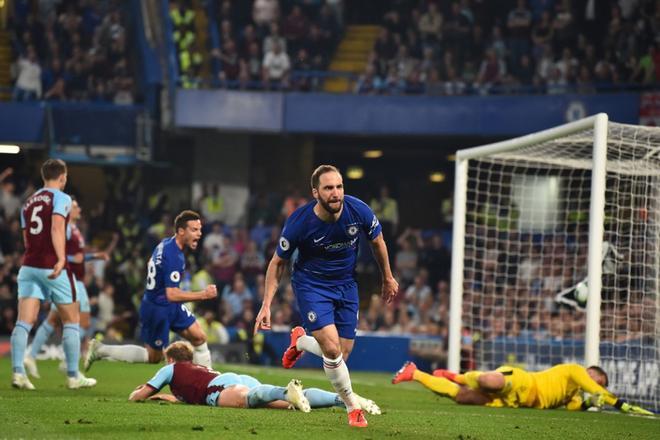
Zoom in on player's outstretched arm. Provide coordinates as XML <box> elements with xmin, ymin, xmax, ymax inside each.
<box><xmin>369</xmin><ymin>234</ymin><xmax>399</xmax><ymax>304</ymax></box>
<box><xmin>165</xmin><ymin>285</ymin><xmax>217</xmax><ymax>303</ymax></box>
<box><xmin>148</xmin><ymin>393</ymin><xmax>181</xmax><ymax>403</ymax></box>
<box><xmin>569</xmin><ymin>365</ymin><xmax>653</xmax><ymax>414</ymax></box>
<box><xmin>568</xmin><ymin>365</ymin><xmax>618</xmax><ymax>407</ymax></box>
<box><xmin>129</xmin><ymin>384</ymin><xmax>158</xmax><ymax>402</ymax></box>
<box><xmin>254</xmin><ymin>254</ymin><xmax>288</xmax><ymax>334</ymax></box>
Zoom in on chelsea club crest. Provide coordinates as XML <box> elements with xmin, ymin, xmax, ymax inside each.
<box><xmin>307</xmin><ymin>311</ymin><xmax>317</xmax><ymax>323</ymax></box>
<box><xmin>347</xmin><ymin>225</ymin><xmax>358</xmax><ymax>236</ymax></box>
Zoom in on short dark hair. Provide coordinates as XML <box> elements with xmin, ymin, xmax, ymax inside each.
<box><xmin>164</xmin><ymin>341</ymin><xmax>193</xmax><ymax>362</ymax></box>
<box><xmin>587</xmin><ymin>365</ymin><xmax>609</xmax><ymax>387</ymax></box>
<box><xmin>174</xmin><ymin>210</ymin><xmax>201</xmax><ymax>233</ymax></box>
<box><xmin>311</xmin><ymin>165</ymin><xmax>340</xmax><ymax>190</ymax></box>
<box><xmin>41</xmin><ymin>159</ymin><xmax>67</xmax><ymax>181</ymax></box>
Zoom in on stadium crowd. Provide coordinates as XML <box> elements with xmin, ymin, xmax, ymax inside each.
<box><xmin>355</xmin><ymin>0</ymin><xmax>660</xmax><ymax>95</ymax></box>
<box><xmin>206</xmin><ymin>0</ymin><xmax>341</xmax><ymax>90</ymax></box>
<box><xmin>8</xmin><ymin>1</ymin><xmax>659</xmax><ymax>97</ymax></box>
<box><xmin>9</xmin><ymin>0</ymin><xmax>135</xmax><ymax>103</ymax></box>
<box><xmin>1</xmin><ymin>163</ymin><xmax>653</xmax><ymax>368</ymax></box>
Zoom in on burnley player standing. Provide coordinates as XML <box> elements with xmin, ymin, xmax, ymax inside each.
<box><xmin>85</xmin><ymin>210</ymin><xmax>217</xmax><ymax>370</ymax></box>
<box><xmin>11</xmin><ymin>159</ymin><xmax>96</xmax><ymax>390</ymax></box>
<box><xmin>24</xmin><ymin>198</ymin><xmax>113</xmax><ymax>379</ymax></box>
<box><xmin>254</xmin><ymin>165</ymin><xmax>399</xmax><ymax>428</ymax></box>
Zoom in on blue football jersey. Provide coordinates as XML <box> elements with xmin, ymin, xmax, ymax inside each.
<box><xmin>277</xmin><ymin>195</ymin><xmax>382</xmax><ymax>285</ymax></box>
<box><xmin>144</xmin><ymin>237</ymin><xmax>185</xmax><ymax>305</ymax></box>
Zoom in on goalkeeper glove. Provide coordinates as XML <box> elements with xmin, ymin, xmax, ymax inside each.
<box><xmin>616</xmin><ymin>400</ymin><xmax>654</xmax><ymax>415</ymax></box>
<box><xmin>581</xmin><ymin>393</ymin><xmax>605</xmax><ymax>410</ymax></box>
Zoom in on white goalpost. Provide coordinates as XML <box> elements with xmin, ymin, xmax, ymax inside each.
<box><xmin>448</xmin><ymin>113</ymin><xmax>660</xmax><ymax>411</ymax></box>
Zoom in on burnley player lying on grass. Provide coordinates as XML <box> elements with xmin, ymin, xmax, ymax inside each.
<box><xmin>129</xmin><ymin>341</ymin><xmax>381</xmax><ymax>414</ymax></box>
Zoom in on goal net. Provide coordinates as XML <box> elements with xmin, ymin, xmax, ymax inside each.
<box><xmin>448</xmin><ymin>114</ymin><xmax>660</xmax><ymax>411</ymax></box>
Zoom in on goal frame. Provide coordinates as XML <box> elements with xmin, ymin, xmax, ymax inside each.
<box><xmin>448</xmin><ymin>113</ymin><xmax>609</xmax><ymax>372</ymax></box>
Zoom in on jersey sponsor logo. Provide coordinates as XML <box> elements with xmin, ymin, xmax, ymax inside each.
<box><xmin>324</xmin><ymin>237</ymin><xmax>358</xmax><ymax>251</ymax></box>
<box><xmin>313</xmin><ymin>235</ymin><xmax>325</xmax><ymax>243</ymax></box>
<box><xmin>279</xmin><ymin>237</ymin><xmax>290</xmax><ymax>251</ymax></box>
<box><xmin>170</xmin><ymin>271</ymin><xmax>181</xmax><ymax>283</ymax></box>
<box><xmin>24</xmin><ymin>193</ymin><xmax>52</xmax><ymax>209</ymax></box>
<box><xmin>307</xmin><ymin>311</ymin><xmax>317</xmax><ymax>323</ymax></box>
<box><xmin>347</xmin><ymin>225</ymin><xmax>358</xmax><ymax>236</ymax></box>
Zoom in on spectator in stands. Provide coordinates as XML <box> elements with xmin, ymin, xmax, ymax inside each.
<box><xmin>262</xmin><ymin>40</ymin><xmax>291</xmax><ymax>90</ymax></box>
<box><xmin>532</xmin><ymin>10</ymin><xmax>554</xmax><ymax>60</ymax></box>
<box><xmin>302</xmin><ymin>23</ymin><xmax>327</xmax><ymax>70</ymax></box>
<box><xmin>221</xmin><ymin>274</ymin><xmax>253</xmax><ymax>322</ymax></box>
<box><xmin>0</xmin><ymin>178</ymin><xmax>21</xmax><ymax>219</ymax></box>
<box><xmin>384</xmin><ymin>65</ymin><xmax>405</xmax><ymax>94</ymax></box>
<box><xmin>555</xmin><ymin>47</ymin><xmax>578</xmax><ymax>84</ymax></box>
<box><xmin>420</xmin><ymin>234</ymin><xmax>451</xmax><ymax>288</ymax></box>
<box><xmin>199</xmin><ymin>184</ymin><xmax>225</xmax><ymax>223</ymax></box>
<box><xmin>396</xmin><ymin>228</ymin><xmax>422</xmax><ymax>285</ymax></box>
<box><xmin>280</xmin><ymin>188</ymin><xmax>307</xmax><ymax>219</ymax></box>
<box><xmin>192</xmin><ymin>262</ymin><xmax>215</xmax><ymax>295</ymax></box>
<box><xmin>215</xmin><ymin>39</ymin><xmax>241</xmax><ymax>86</ymax></box>
<box><xmin>253</xmin><ymin>0</ymin><xmax>280</xmax><ymax>33</ymax></box>
<box><xmin>552</xmin><ymin>0</ymin><xmax>575</xmax><ymax>52</ymax></box>
<box><xmin>370</xmin><ymin>186</ymin><xmax>399</xmax><ymax>246</ymax></box>
<box><xmin>475</xmin><ymin>48</ymin><xmax>507</xmax><ymax>93</ymax></box>
<box><xmin>282</xmin><ymin>5</ymin><xmax>309</xmax><ymax>54</ymax></box>
<box><xmin>425</xmin><ymin>68</ymin><xmax>444</xmax><ymax>96</ymax></box>
<box><xmin>42</xmin><ymin>58</ymin><xmax>67</xmax><ymax>101</ymax></box>
<box><xmin>317</xmin><ymin>3</ymin><xmax>339</xmax><ymax>45</ymax></box>
<box><xmin>169</xmin><ymin>1</ymin><xmax>195</xmax><ymax>51</ymax></box>
<box><xmin>197</xmin><ymin>310</ymin><xmax>229</xmax><ymax>344</ymax></box>
<box><xmin>355</xmin><ymin>63</ymin><xmax>383</xmax><ymax>94</ymax></box>
<box><xmin>507</xmin><ymin>0</ymin><xmax>533</xmax><ymax>69</ymax></box>
<box><xmin>263</xmin><ymin>21</ymin><xmax>287</xmax><ymax>55</ymax></box>
<box><xmin>212</xmin><ymin>234</ymin><xmax>239</xmax><ymax>291</ymax></box>
<box><xmin>418</xmin><ymin>2</ymin><xmax>443</xmax><ymax>43</ymax></box>
<box><xmin>238</xmin><ymin>24</ymin><xmax>259</xmax><ymax>59</ymax></box>
<box><xmin>512</xmin><ymin>54</ymin><xmax>535</xmax><ymax>88</ymax></box>
<box><xmin>405</xmin><ymin>272</ymin><xmax>432</xmax><ymax>308</ymax></box>
<box><xmin>96</xmin><ymin>283</ymin><xmax>116</xmax><ymax>333</ymax></box>
<box><xmin>244</xmin><ymin>41</ymin><xmax>264</xmax><ymax>84</ymax></box>
<box><xmin>240</xmin><ymin>240</ymin><xmax>265</xmax><ymax>289</ymax></box>
<box><xmin>13</xmin><ymin>45</ymin><xmax>41</xmax><ymax>100</ymax></box>
<box><xmin>374</xmin><ymin>28</ymin><xmax>397</xmax><ymax>60</ymax></box>
<box><xmin>203</xmin><ymin>222</ymin><xmax>226</xmax><ymax>259</ymax></box>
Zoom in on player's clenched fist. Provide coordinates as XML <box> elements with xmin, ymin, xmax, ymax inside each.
<box><xmin>204</xmin><ymin>284</ymin><xmax>218</xmax><ymax>299</ymax></box>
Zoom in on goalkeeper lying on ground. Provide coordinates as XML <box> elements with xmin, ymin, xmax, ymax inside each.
<box><xmin>392</xmin><ymin>361</ymin><xmax>653</xmax><ymax>415</ymax></box>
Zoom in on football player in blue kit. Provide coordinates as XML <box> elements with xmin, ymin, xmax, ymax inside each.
<box><xmin>254</xmin><ymin>165</ymin><xmax>399</xmax><ymax>428</ymax></box>
<box><xmin>84</xmin><ymin>210</ymin><xmax>218</xmax><ymax>370</ymax></box>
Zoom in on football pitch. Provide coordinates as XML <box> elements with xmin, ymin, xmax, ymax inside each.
<box><xmin>1</xmin><ymin>359</ymin><xmax>657</xmax><ymax>439</ymax></box>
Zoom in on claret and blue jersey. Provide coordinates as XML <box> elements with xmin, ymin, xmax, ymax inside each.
<box><xmin>276</xmin><ymin>195</ymin><xmax>382</xmax><ymax>338</ymax></box>
<box><xmin>17</xmin><ymin>187</ymin><xmax>76</xmax><ymax>304</ymax></box>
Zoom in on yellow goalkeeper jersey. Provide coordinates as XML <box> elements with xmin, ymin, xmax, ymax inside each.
<box><xmin>486</xmin><ymin>364</ymin><xmax>617</xmax><ymax>410</ymax></box>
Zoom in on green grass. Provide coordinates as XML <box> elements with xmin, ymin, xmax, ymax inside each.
<box><xmin>0</xmin><ymin>358</ymin><xmax>657</xmax><ymax>439</ymax></box>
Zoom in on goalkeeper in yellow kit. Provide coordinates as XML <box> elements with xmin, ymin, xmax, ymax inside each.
<box><xmin>392</xmin><ymin>362</ymin><xmax>653</xmax><ymax>415</ymax></box>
